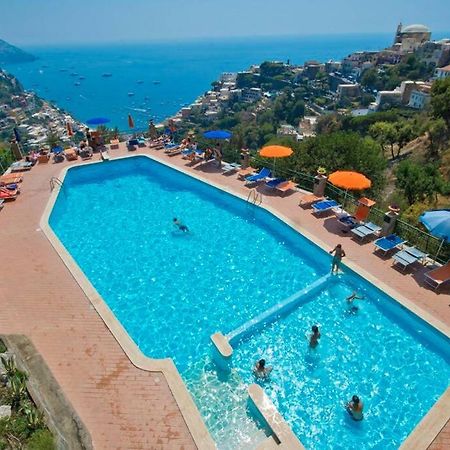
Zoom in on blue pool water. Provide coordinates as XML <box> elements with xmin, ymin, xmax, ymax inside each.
<box><xmin>49</xmin><ymin>156</ymin><xmax>450</xmax><ymax>449</ymax></box>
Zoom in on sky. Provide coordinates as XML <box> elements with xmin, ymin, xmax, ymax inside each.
<box><xmin>1</xmin><ymin>0</ymin><xmax>449</xmax><ymax>46</ymax></box>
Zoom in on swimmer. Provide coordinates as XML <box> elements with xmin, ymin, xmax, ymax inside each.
<box><xmin>309</xmin><ymin>325</ymin><xmax>321</xmax><ymax>348</ymax></box>
<box><xmin>173</xmin><ymin>217</ymin><xmax>189</xmax><ymax>232</ymax></box>
<box><xmin>253</xmin><ymin>359</ymin><xmax>273</xmax><ymax>379</ymax></box>
<box><xmin>346</xmin><ymin>395</ymin><xmax>364</xmax><ymax>421</ymax></box>
<box><xmin>346</xmin><ymin>292</ymin><xmax>364</xmax><ymax>313</ymax></box>
<box><xmin>329</xmin><ymin>244</ymin><xmax>346</xmax><ymax>273</ymax></box>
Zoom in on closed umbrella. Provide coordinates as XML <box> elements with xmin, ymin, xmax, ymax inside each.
<box><xmin>419</xmin><ymin>209</ymin><xmax>450</xmax><ymax>262</ymax></box>
<box><xmin>328</xmin><ymin>171</ymin><xmax>371</xmax><ymax>206</ymax></box>
<box><xmin>128</xmin><ymin>114</ymin><xmax>135</xmax><ymax>129</ymax></box>
<box><xmin>66</xmin><ymin>122</ymin><xmax>74</xmax><ymax>136</ymax></box>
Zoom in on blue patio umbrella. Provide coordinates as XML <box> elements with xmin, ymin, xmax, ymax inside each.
<box><xmin>86</xmin><ymin>117</ymin><xmax>111</xmax><ymax>126</ymax></box>
<box><xmin>203</xmin><ymin>130</ymin><xmax>232</xmax><ymax>140</ymax></box>
<box><xmin>419</xmin><ymin>209</ymin><xmax>450</xmax><ymax>261</ymax></box>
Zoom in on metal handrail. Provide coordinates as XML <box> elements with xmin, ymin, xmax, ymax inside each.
<box><xmin>246</xmin><ymin>189</ymin><xmax>263</xmax><ymax>205</ymax></box>
<box><xmin>50</xmin><ymin>176</ymin><xmax>64</xmax><ymax>192</ymax></box>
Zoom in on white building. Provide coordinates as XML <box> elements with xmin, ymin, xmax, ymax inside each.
<box><xmin>370</xmin><ymin>89</ymin><xmax>403</xmax><ymax>111</ymax></box>
<box><xmin>220</xmin><ymin>72</ymin><xmax>237</xmax><ymax>83</ymax></box>
<box><xmin>434</xmin><ymin>64</ymin><xmax>450</xmax><ymax>79</ymax></box>
<box><xmin>408</xmin><ymin>90</ymin><xmax>431</xmax><ymax>109</ymax></box>
<box><xmin>242</xmin><ymin>88</ymin><xmax>262</xmax><ymax>103</ymax></box>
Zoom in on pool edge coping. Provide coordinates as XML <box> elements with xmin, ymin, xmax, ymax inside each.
<box><xmin>41</xmin><ymin>154</ymin><xmax>450</xmax><ymax>450</ymax></box>
<box><xmin>40</xmin><ymin>159</ymin><xmax>216</xmax><ymax>450</ymax></box>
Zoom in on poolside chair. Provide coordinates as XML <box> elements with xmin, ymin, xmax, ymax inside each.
<box><xmin>10</xmin><ymin>161</ymin><xmax>32</xmax><ymax>172</ymax></box>
<box><xmin>222</xmin><ymin>162</ymin><xmax>241</xmax><ymax>174</ymax></box>
<box><xmin>424</xmin><ymin>261</ymin><xmax>450</xmax><ymax>291</ymax></box>
<box><xmin>237</xmin><ymin>166</ymin><xmax>256</xmax><ymax>179</ymax></box>
<box><xmin>338</xmin><ymin>215</ymin><xmax>359</xmax><ymax>230</ymax></box>
<box><xmin>245</xmin><ymin>167</ymin><xmax>271</xmax><ymax>185</ymax></box>
<box><xmin>0</xmin><ymin>173</ymin><xmax>23</xmax><ymax>185</ymax></box>
<box><xmin>127</xmin><ymin>139</ymin><xmax>139</xmax><ymax>151</ymax></box>
<box><xmin>164</xmin><ymin>143</ymin><xmax>181</xmax><ymax>155</ymax></box>
<box><xmin>137</xmin><ymin>137</ymin><xmax>146</xmax><ymax>147</ymax></box>
<box><xmin>275</xmin><ymin>180</ymin><xmax>296</xmax><ymax>196</ymax></box>
<box><xmin>374</xmin><ymin>234</ymin><xmax>405</xmax><ymax>255</ymax></box>
<box><xmin>298</xmin><ymin>193</ymin><xmax>325</xmax><ymax>207</ymax></box>
<box><xmin>0</xmin><ymin>187</ymin><xmax>19</xmax><ymax>200</ymax></box>
<box><xmin>64</xmin><ymin>148</ymin><xmax>78</xmax><ymax>161</ymax></box>
<box><xmin>350</xmin><ymin>222</ymin><xmax>382</xmax><ymax>241</ymax></box>
<box><xmin>392</xmin><ymin>246</ymin><xmax>428</xmax><ymax>272</ymax></box>
<box><xmin>311</xmin><ymin>199</ymin><xmax>341</xmax><ymax>215</ymax></box>
<box><xmin>109</xmin><ymin>139</ymin><xmax>120</xmax><ymax>149</ymax></box>
<box><xmin>265</xmin><ymin>178</ymin><xmax>286</xmax><ymax>189</ymax></box>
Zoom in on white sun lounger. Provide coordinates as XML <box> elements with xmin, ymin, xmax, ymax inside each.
<box><xmin>222</xmin><ymin>162</ymin><xmax>241</xmax><ymax>174</ymax></box>
<box><xmin>392</xmin><ymin>247</ymin><xmax>428</xmax><ymax>271</ymax></box>
<box><xmin>351</xmin><ymin>222</ymin><xmax>381</xmax><ymax>241</ymax></box>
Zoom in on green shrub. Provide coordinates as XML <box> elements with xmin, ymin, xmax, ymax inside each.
<box><xmin>0</xmin><ymin>340</ymin><xmax>6</xmax><ymax>354</ymax></box>
<box><xmin>26</xmin><ymin>429</ymin><xmax>55</xmax><ymax>450</ymax></box>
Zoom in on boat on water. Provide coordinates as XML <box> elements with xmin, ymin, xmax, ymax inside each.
<box><xmin>128</xmin><ymin>92</ymin><xmax>135</xmax><ymax>97</ymax></box>
<box><xmin>59</xmin><ymin>68</ymin><xmax>68</xmax><ymax>72</ymax></box>
<box><xmin>102</xmin><ymin>73</ymin><xmax>112</xmax><ymax>77</ymax></box>
<box><xmin>70</xmin><ymin>73</ymin><xmax>78</xmax><ymax>77</ymax></box>
<box><xmin>137</xmin><ymin>80</ymin><xmax>144</xmax><ymax>84</ymax></box>
<box><xmin>153</xmin><ymin>81</ymin><xmax>161</xmax><ymax>85</ymax></box>
<box><xmin>79</xmin><ymin>76</ymin><xmax>85</xmax><ymax>80</ymax></box>
<box><xmin>74</xmin><ymin>82</ymin><xmax>81</xmax><ymax>86</ymax></box>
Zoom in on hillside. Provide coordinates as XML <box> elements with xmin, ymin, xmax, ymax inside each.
<box><xmin>0</xmin><ymin>39</ymin><xmax>36</xmax><ymax>64</ymax></box>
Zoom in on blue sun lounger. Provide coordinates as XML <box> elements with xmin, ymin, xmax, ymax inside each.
<box><xmin>374</xmin><ymin>234</ymin><xmax>405</xmax><ymax>255</ymax></box>
<box><xmin>392</xmin><ymin>246</ymin><xmax>428</xmax><ymax>271</ymax></box>
<box><xmin>351</xmin><ymin>222</ymin><xmax>382</xmax><ymax>241</ymax></box>
<box><xmin>265</xmin><ymin>178</ymin><xmax>286</xmax><ymax>189</ymax></box>
<box><xmin>311</xmin><ymin>199</ymin><xmax>340</xmax><ymax>215</ymax></box>
<box><xmin>245</xmin><ymin>167</ymin><xmax>271</xmax><ymax>184</ymax></box>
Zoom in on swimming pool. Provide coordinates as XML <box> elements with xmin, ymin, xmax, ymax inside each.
<box><xmin>48</xmin><ymin>156</ymin><xmax>450</xmax><ymax>449</ymax></box>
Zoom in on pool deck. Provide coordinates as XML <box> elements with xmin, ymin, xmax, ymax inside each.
<box><xmin>0</xmin><ymin>143</ymin><xmax>449</xmax><ymax>449</ymax></box>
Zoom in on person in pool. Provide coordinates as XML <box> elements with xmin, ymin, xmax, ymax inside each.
<box><xmin>173</xmin><ymin>218</ymin><xmax>189</xmax><ymax>232</ymax></box>
<box><xmin>309</xmin><ymin>325</ymin><xmax>321</xmax><ymax>348</ymax></box>
<box><xmin>253</xmin><ymin>359</ymin><xmax>273</xmax><ymax>378</ymax></box>
<box><xmin>329</xmin><ymin>244</ymin><xmax>346</xmax><ymax>273</ymax></box>
<box><xmin>346</xmin><ymin>395</ymin><xmax>364</xmax><ymax>421</ymax></box>
<box><xmin>346</xmin><ymin>292</ymin><xmax>364</xmax><ymax>313</ymax></box>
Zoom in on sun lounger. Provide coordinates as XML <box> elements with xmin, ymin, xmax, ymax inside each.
<box><xmin>0</xmin><ymin>186</ymin><xmax>19</xmax><ymax>200</ymax></box>
<box><xmin>424</xmin><ymin>261</ymin><xmax>450</xmax><ymax>290</ymax></box>
<box><xmin>374</xmin><ymin>234</ymin><xmax>405</xmax><ymax>255</ymax></box>
<box><xmin>311</xmin><ymin>199</ymin><xmax>340</xmax><ymax>215</ymax></box>
<box><xmin>392</xmin><ymin>246</ymin><xmax>428</xmax><ymax>271</ymax></box>
<box><xmin>338</xmin><ymin>215</ymin><xmax>359</xmax><ymax>230</ymax></box>
<box><xmin>0</xmin><ymin>174</ymin><xmax>23</xmax><ymax>185</ymax></box>
<box><xmin>137</xmin><ymin>137</ymin><xmax>146</xmax><ymax>147</ymax></box>
<box><xmin>10</xmin><ymin>161</ymin><xmax>32</xmax><ymax>172</ymax></box>
<box><xmin>275</xmin><ymin>180</ymin><xmax>296</xmax><ymax>196</ymax></box>
<box><xmin>299</xmin><ymin>193</ymin><xmax>325</xmax><ymax>207</ymax></box>
<box><xmin>222</xmin><ymin>162</ymin><xmax>241</xmax><ymax>174</ymax></box>
<box><xmin>64</xmin><ymin>148</ymin><xmax>78</xmax><ymax>161</ymax></box>
<box><xmin>110</xmin><ymin>139</ymin><xmax>119</xmax><ymax>149</ymax></box>
<box><xmin>265</xmin><ymin>178</ymin><xmax>285</xmax><ymax>189</ymax></box>
<box><xmin>238</xmin><ymin>166</ymin><xmax>256</xmax><ymax>179</ymax></box>
<box><xmin>245</xmin><ymin>167</ymin><xmax>271</xmax><ymax>185</ymax></box>
<box><xmin>350</xmin><ymin>222</ymin><xmax>381</xmax><ymax>241</ymax></box>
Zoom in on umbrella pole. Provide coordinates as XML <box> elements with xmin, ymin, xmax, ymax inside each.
<box><xmin>434</xmin><ymin>238</ymin><xmax>445</xmax><ymax>264</ymax></box>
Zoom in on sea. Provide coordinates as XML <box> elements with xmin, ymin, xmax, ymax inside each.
<box><xmin>3</xmin><ymin>32</ymin><xmax>448</xmax><ymax>131</ymax></box>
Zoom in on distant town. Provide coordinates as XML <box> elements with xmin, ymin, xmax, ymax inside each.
<box><xmin>173</xmin><ymin>23</ymin><xmax>450</xmax><ymax>140</ymax></box>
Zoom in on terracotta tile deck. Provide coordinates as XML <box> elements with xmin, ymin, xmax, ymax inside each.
<box><xmin>1</xmin><ymin>143</ymin><xmax>449</xmax><ymax>449</ymax></box>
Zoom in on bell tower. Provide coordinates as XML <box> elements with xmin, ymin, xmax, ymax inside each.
<box><xmin>394</xmin><ymin>22</ymin><xmax>403</xmax><ymax>45</ymax></box>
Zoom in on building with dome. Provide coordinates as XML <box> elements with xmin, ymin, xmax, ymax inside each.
<box><xmin>393</xmin><ymin>23</ymin><xmax>432</xmax><ymax>52</ymax></box>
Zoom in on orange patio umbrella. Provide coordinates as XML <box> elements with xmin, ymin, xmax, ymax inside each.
<box><xmin>259</xmin><ymin>145</ymin><xmax>293</xmax><ymax>158</ymax></box>
<box><xmin>259</xmin><ymin>145</ymin><xmax>293</xmax><ymax>173</ymax></box>
<box><xmin>328</xmin><ymin>171</ymin><xmax>371</xmax><ymax>206</ymax></box>
<box><xmin>128</xmin><ymin>114</ymin><xmax>135</xmax><ymax>129</ymax></box>
<box><xmin>328</xmin><ymin>171</ymin><xmax>371</xmax><ymax>190</ymax></box>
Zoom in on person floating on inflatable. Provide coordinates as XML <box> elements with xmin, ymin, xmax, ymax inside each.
<box><xmin>173</xmin><ymin>217</ymin><xmax>189</xmax><ymax>233</ymax></box>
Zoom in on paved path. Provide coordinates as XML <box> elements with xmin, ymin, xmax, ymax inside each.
<box><xmin>1</xmin><ymin>143</ymin><xmax>448</xmax><ymax>449</ymax></box>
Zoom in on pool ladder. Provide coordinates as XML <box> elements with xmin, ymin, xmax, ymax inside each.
<box><xmin>50</xmin><ymin>176</ymin><xmax>64</xmax><ymax>192</ymax></box>
<box><xmin>246</xmin><ymin>189</ymin><xmax>262</xmax><ymax>206</ymax></box>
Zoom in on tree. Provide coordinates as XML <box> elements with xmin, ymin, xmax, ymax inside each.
<box><xmin>424</xmin><ymin>118</ymin><xmax>448</xmax><ymax>158</ymax></box>
<box><xmin>431</xmin><ymin>77</ymin><xmax>450</xmax><ymax>128</ymax></box>
<box><xmin>395</xmin><ymin>160</ymin><xmax>445</xmax><ymax>205</ymax></box>
<box><xmin>369</xmin><ymin>122</ymin><xmax>397</xmax><ymax>158</ymax></box>
<box><xmin>46</xmin><ymin>131</ymin><xmax>60</xmax><ymax>149</ymax></box>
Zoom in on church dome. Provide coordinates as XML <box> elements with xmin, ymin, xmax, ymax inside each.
<box><xmin>401</xmin><ymin>24</ymin><xmax>430</xmax><ymax>33</ymax></box>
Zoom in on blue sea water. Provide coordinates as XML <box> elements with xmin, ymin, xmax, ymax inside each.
<box><xmin>2</xmin><ymin>33</ymin><xmax>399</xmax><ymax>130</ymax></box>
<box><xmin>49</xmin><ymin>156</ymin><xmax>450</xmax><ymax>450</ymax></box>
